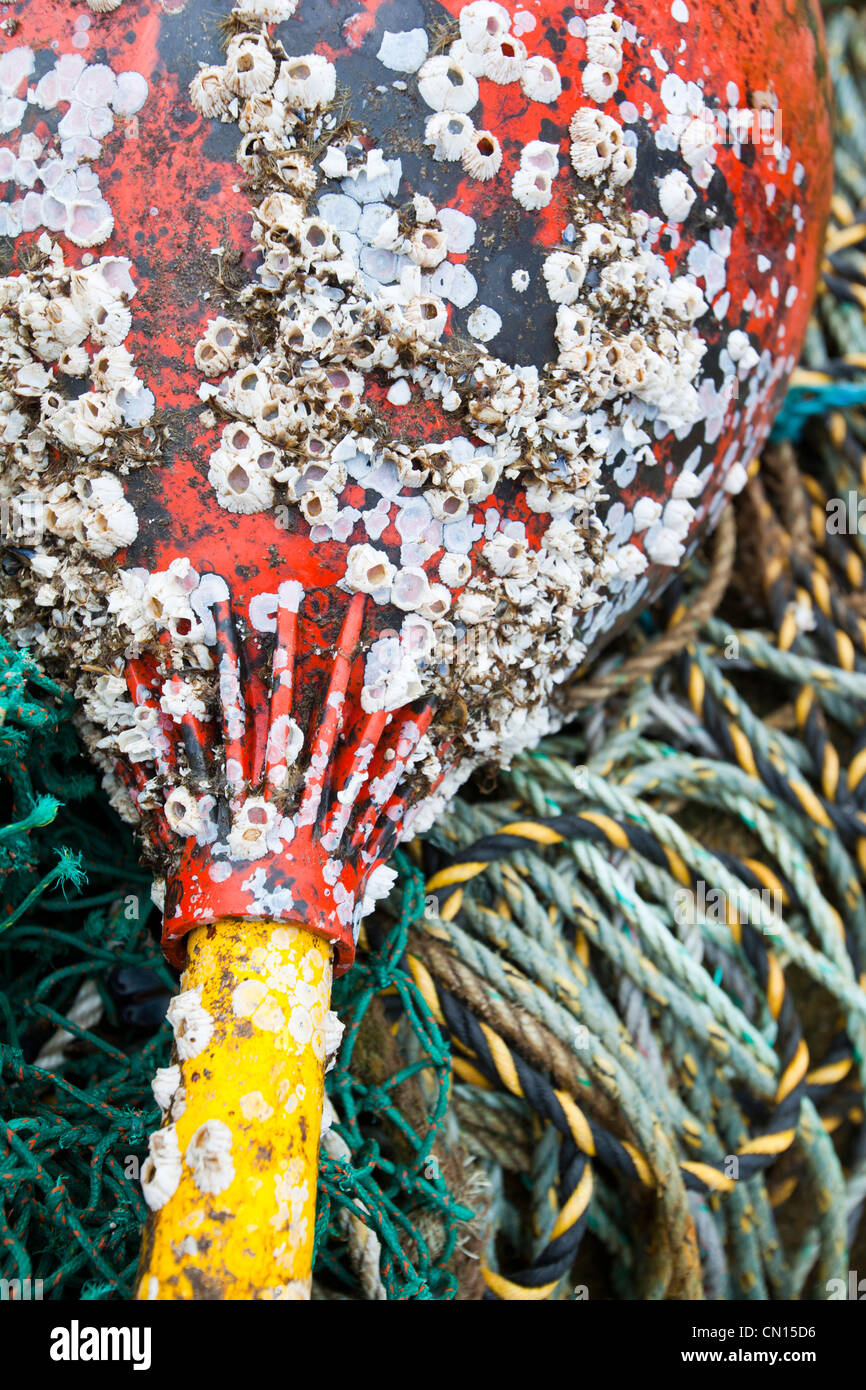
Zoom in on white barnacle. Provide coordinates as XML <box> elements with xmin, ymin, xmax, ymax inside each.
<box><xmin>55</xmin><ymin>345</ymin><xmax>89</xmax><ymax>377</ymax></box>
<box><xmin>645</xmin><ymin>526</ymin><xmax>685</xmax><ymax>566</ymax></box>
<box><xmin>484</xmin><ymin>532</ymin><xmax>532</xmax><ymax>577</ymax></box>
<box><xmin>609</xmin><ymin>144</ymin><xmax>636</xmax><ymax>186</ymax></box>
<box><xmin>233</xmin><ymin>0</ymin><xmax>300</xmax><ymax>20</ymax></box>
<box><xmin>520</xmin><ymin>54</ymin><xmax>562</xmax><ymax>103</ymax></box>
<box><xmin>680</xmin><ymin>115</ymin><xmax>716</xmax><ymax>168</ymax></box>
<box><xmin>446</xmin><ymin>38</ymin><xmax>487</xmax><ymax>77</ymax></box>
<box><xmin>542</xmin><ymin>250</ymin><xmax>586</xmax><ymax>305</ymax></box>
<box><xmin>580</xmin><ymin>222</ymin><xmax>619</xmax><ymax>259</ymax></box>
<box><xmin>318</xmin><ymin>145</ymin><xmax>348</xmax><ymax>179</ymax></box>
<box><xmin>408</xmin><ymin>226</ymin><xmax>448</xmax><ymax>268</ymax></box>
<box><xmin>186</xmin><ymin>1120</ymin><xmax>235</xmax><ymax>1196</ymax></box>
<box><xmin>404</xmin><ymin>294</ymin><xmax>448</xmax><ymax>341</ymax></box>
<box><xmin>275</xmin><ymin>54</ymin><xmax>336</xmax><ymax>110</ymax></box>
<box><xmin>190</xmin><ymin>65</ymin><xmax>232</xmax><ymax>120</ymax></box>
<box><xmin>512</xmin><ymin>167</ymin><xmax>553</xmax><ymax>211</ymax></box>
<box><xmin>466</xmin><ymin>305</ymin><xmax>502</xmax><ymax>342</ymax></box>
<box><xmin>79</xmin><ymin>495</ymin><xmax>139</xmax><ymax>558</ymax></box>
<box><xmin>585</xmin><ymin>12</ymin><xmax>624</xmax><ymax>71</ymax></box>
<box><xmin>419</xmin><ymin>583</ymin><xmax>451</xmax><ymax>621</ymax></box>
<box><xmin>427</xmin><ymin>487</ymin><xmax>468</xmax><ymax>522</ymax></box>
<box><xmin>208</xmin><ymin>422</ymin><xmax>276</xmax><ymax>514</ymax></box>
<box><xmin>459</xmin><ymin>1</ymin><xmax>511</xmax><ymax>53</ymax></box>
<box><xmin>225</xmin><ymin>34</ymin><xmax>276</xmax><ymax>98</ymax></box>
<box><xmin>569</xmin><ymin>108</ymin><xmax>623</xmax><ymax>178</ymax></box>
<box><xmin>438</xmin><ymin>551</ymin><xmax>472</xmax><ymax>587</ymax></box>
<box><xmin>462</xmin><ymin>129</ymin><xmax>502</xmax><ymax>181</ymax></box>
<box><xmin>228</xmin><ymin>797</ymin><xmax>279</xmax><ymax>860</ymax></box>
<box><xmin>299</xmin><ymin>216</ymin><xmax>340</xmax><ymax>262</ymax></box>
<box><xmin>89</xmin><ymin>299</ymin><xmax>132</xmax><ymax>347</ymax></box>
<box><xmin>424</xmin><ymin>110</ymin><xmax>474</xmax><ymax>162</ymax></box>
<box><xmin>417</xmin><ymin>55</ymin><xmax>479</xmax><ymax>114</ymax></box>
<box><xmin>658</xmin><ymin>169</ymin><xmax>696</xmax><ymax>223</ymax></box>
<box><xmin>456</xmin><ymin>588</ymin><xmax>496</xmax><ymax>624</ymax></box>
<box><xmin>665</xmin><ymin>276</ymin><xmax>707</xmax><ymax>323</ymax></box>
<box><xmin>377</xmin><ymin>29</ymin><xmax>429</xmax><ymax>74</ymax></box>
<box><xmin>482</xmin><ymin>36</ymin><xmax>527</xmax><ymax>84</ymax></box>
<box><xmin>390</xmin><ymin>566</ymin><xmax>430</xmax><ymax>612</ymax></box>
<box><xmin>582</xmin><ymin>62</ymin><xmax>619</xmax><ymax>104</ymax></box>
<box><xmin>65</xmin><ymin>199</ymin><xmax>115</xmax><ymax>249</ymax></box>
<box><xmin>140</xmin><ymin>1125</ymin><xmax>182</xmax><ymax>1212</ymax></box>
<box><xmin>300</xmin><ymin>489</ymin><xmax>339</xmax><ymax>527</ymax></box>
<box><xmin>612</xmin><ymin>544</ymin><xmax>648</xmax><ymax>578</ymax></box>
<box><xmin>520</xmin><ymin>139</ymin><xmax>559</xmax><ymax>178</ymax></box>
<box><xmin>164</xmin><ymin>786</ymin><xmax>206</xmax><ymax>839</ymax></box>
<box><xmin>240</xmin><ymin>92</ymin><xmax>290</xmax><ymax>136</ymax></box>
<box><xmin>322</xmin><ymin>1010</ymin><xmax>345</xmax><ymax>1071</ymax></box>
<box><xmin>195</xmin><ymin>317</ymin><xmax>247</xmax><ymax>377</ymax></box>
<box><xmin>166</xmin><ymin>987</ymin><xmax>214</xmax><ymax>1061</ymax></box>
<box><xmin>151</xmin><ymin>1064</ymin><xmax>182</xmax><ymax>1115</ymax></box>
<box><xmin>91</xmin><ymin>343</ymin><xmax>135</xmax><ymax>388</ymax></box>
<box><xmin>344</xmin><ymin>543</ymin><xmax>396</xmax><ymax>595</ymax></box>
<box><xmin>257</xmin><ymin>190</ymin><xmax>305</xmax><ymax>238</ymax></box>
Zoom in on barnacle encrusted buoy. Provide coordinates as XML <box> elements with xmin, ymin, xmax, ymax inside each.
<box><xmin>0</xmin><ymin>0</ymin><xmax>831</xmax><ymax>1299</ymax></box>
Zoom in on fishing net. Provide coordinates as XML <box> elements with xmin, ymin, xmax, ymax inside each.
<box><xmin>5</xmin><ymin>0</ymin><xmax>866</xmax><ymax>1303</ymax></box>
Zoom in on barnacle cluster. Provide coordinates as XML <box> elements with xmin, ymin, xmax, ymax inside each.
<box><xmin>162</xmin><ymin>0</ymin><xmax>715</xmax><ymax>828</ymax></box>
<box><xmin>419</xmin><ymin>1</ymin><xmax>566</xmax><ymax>203</ymax></box>
<box><xmin>0</xmin><ymin>47</ymin><xmax>148</xmax><ymax>243</ymax></box>
<box><xmin>0</xmin><ymin>232</ymin><xmax>166</xmax><ymax>821</ymax></box>
<box><xmin>0</xmin><ymin>234</ymin><xmax>154</xmax><ymax>572</ymax></box>
<box><xmin>0</xmin><ymin>0</ymin><xmax>732</xmax><ymax>850</ymax></box>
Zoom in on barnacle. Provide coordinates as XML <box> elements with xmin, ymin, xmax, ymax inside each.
<box><xmin>225</xmin><ymin>34</ymin><xmax>276</xmax><ymax>97</ymax></box>
<box><xmin>190</xmin><ymin>65</ymin><xmax>232</xmax><ymax>119</ymax></box>
<box><xmin>462</xmin><ymin>129</ymin><xmax>502</xmax><ymax>181</ymax></box>
<box><xmin>391</xmin><ymin>566</ymin><xmax>431</xmax><ymax>612</ymax></box>
<box><xmin>403</xmin><ymin>294</ymin><xmax>448</xmax><ymax>341</ymax></box>
<box><xmin>208</xmin><ymin>425</ymin><xmax>277</xmax><ymax>514</ymax></box>
<box><xmin>459</xmin><ymin>1</ymin><xmax>511</xmax><ymax>53</ymax></box>
<box><xmin>344</xmin><ymin>544</ymin><xmax>397</xmax><ymax>595</ymax></box>
<box><xmin>658</xmin><ymin>169</ymin><xmax>697</xmax><ymax>223</ymax></box>
<box><xmin>569</xmin><ymin>108</ymin><xmax>624</xmax><ymax>178</ymax></box>
<box><xmin>409</xmin><ymin>226</ymin><xmax>449</xmax><ymax>268</ymax></box>
<box><xmin>586</xmin><ymin>13</ymin><xmax>625</xmax><ymax>71</ymax></box>
<box><xmin>167</xmin><ymin>988</ymin><xmax>214</xmax><ymax>1061</ymax></box>
<box><xmin>417</xmin><ymin>54</ymin><xmax>479</xmax><ymax>113</ymax></box>
<box><xmin>151</xmin><ymin>1065</ymin><xmax>182</xmax><ymax>1115</ymax></box>
<box><xmin>582</xmin><ymin>62</ymin><xmax>619</xmax><ymax>104</ymax></box>
<box><xmin>233</xmin><ymin>0</ymin><xmax>299</xmax><ymax>19</ymax></box>
<box><xmin>195</xmin><ymin>317</ymin><xmax>247</xmax><ymax>376</ymax></box>
<box><xmin>512</xmin><ymin>167</ymin><xmax>553</xmax><ymax>211</ymax></box>
<box><xmin>186</xmin><ymin>1120</ymin><xmax>235</xmax><ymax>1196</ymax></box>
<box><xmin>424</xmin><ymin>110</ymin><xmax>474</xmax><ymax>161</ymax></box>
<box><xmin>141</xmin><ymin>1126</ymin><xmax>182</xmax><ymax>1212</ymax></box>
<box><xmin>275</xmin><ymin>54</ymin><xmax>336</xmax><ymax>110</ymax></box>
<box><xmin>227</xmin><ymin>798</ymin><xmax>280</xmax><ymax>860</ymax></box>
<box><xmin>482</xmin><ymin>36</ymin><xmax>527</xmax><ymax>84</ymax></box>
<box><xmin>610</xmin><ymin>144</ymin><xmax>636</xmax><ymax>187</ymax></box>
<box><xmin>164</xmin><ymin>786</ymin><xmax>207</xmax><ymax>839</ymax></box>
<box><xmin>543</xmin><ymin>250</ymin><xmax>587</xmax><ymax>305</ymax></box>
<box><xmin>520</xmin><ymin>54</ymin><xmax>562</xmax><ymax>103</ymax></box>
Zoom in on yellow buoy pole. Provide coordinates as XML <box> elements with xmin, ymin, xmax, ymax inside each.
<box><xmin>136</xmin><ymin>917</ymin><xmax>333</xmax><ymax>1301</ymax></box>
